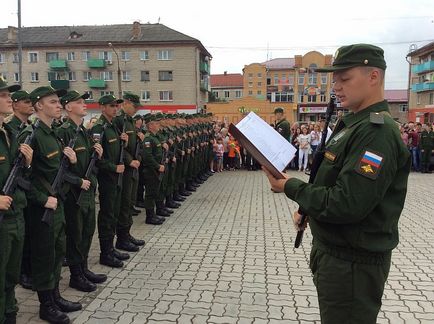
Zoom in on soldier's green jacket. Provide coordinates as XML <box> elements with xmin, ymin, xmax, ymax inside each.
<box><xmin>0</xmin><ymin>123</ymin><xmax>27</xmax><ymax>214</ymax></box>
<box><xmin>419</xmin><ymin>130</ymin><xmax>434</xmax><ymax>148</ymax></box>
<box><xmin>141</xmin><ymin>132</ymin><xmax>162</xmax><ymax>171</ymax></box>
<box><xmin>113</xmin><ymin>110</ymin><xmax>138</xmax><ymax>166</ymax></box>
<box><xmin>91</xmin><ymin>115</ymin><xmax>121</xmax><ymax>178</ymax></box>
<box><xmin>5</xmin><ymin>115</ymin><xmax>28</xmax><ymax>138</ymax></box>
<box><xmin>284</xmin><ymin>101</ymin><xmax>411</xmax><ymax>254</ymax></box>
<box><xmin>275</xmin><ymin>118</ymin><xmax>290</xmax><ymax>141</ymax></box>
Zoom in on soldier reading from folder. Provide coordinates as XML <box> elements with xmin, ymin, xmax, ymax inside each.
<box><xmin>263</xmin><ymin>44</ymin><xmax>410</xmax><ymax>324</ymax></box>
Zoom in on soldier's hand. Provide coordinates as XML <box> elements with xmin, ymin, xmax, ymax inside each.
<box><xmin>162</xmin><ymin>143</ymin><xmax>169</xmax><ymax>150</ymax></box>
<box><xmin>168</xmin><ymin>138</ymin><xmax>174</xmax><ymax>145</ymax></box>
<box><xmin>80</xmin><ymin>179</ymin><xmax>91</xmax><ymax>191</ymax></box>
<box><xmin>191</xmin><ymin>147</ymin><xmax>195</xmax><ymax>152</ymax></box>
<box><xmin>293</xmin><ymin>212</ymin><xmax>308</xmax><ymax>231</ymax></box>
<box><xmin>172</xmin><ymin>157</ymin><xmax>176</xmax><ymax>163</ymax></box>
<box><xmin>262</xmin><ymin>166</ymin><xmax>289</xmax><ymax>193</ymax></box>
<box><xmin>116</xmin><ymin>164</ymin><xmax>125</xmax><ymax>173</ymax></box>
<box><xmin>44</xmin><ymin>196</ymin><xmax>58</xmax><ymax>210</ymax></box>
<box><xmin>181</xmin><ymin>151</ymin><xmax>185</xmax><ymax>156</ymax></box>
<box><xmin>0</xmin><ymin>195</ymin><xmax>13</xmax><ymax>211</ymax></box>
<box><xmin>63</xmin><ymin>147</ymin><xmax>77</xmax><ymax>164</ymax></box>
<box><xmin>120</xmin><ymin>133</ymin><xmax>129</xmax><ymax>142</ymax></box>
<box><xmin>137</xmin><ymin>132</ymin><xmax>145</xmax><ymax>141</ymax></box>
<box><xmin>130</xmin><ymin>160</ymin><xmax>140</xmax><ymax>169</ymax></box>
<box><xmin>187</xmin><ymin>149</ymin><xmax>191</xmax><ymax>154</ymax></box>
<box><xmin>158</xmin><ymin>164</ymin><xmax>165</xmax><ymax>173</ymax></box>
<box><xmin>94</xmin><ymin>143</ymin><xmax>103</xmax><ymax>159</ymax></box>
<box><xmin>19</xmin><ymin>144</ymin><xmax>33</xmax><ymax>167</ymax></box>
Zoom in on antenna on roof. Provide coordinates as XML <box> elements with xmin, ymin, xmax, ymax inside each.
<box><xmin>266</xmin><ymin>42</ymin><xmax>269</xmax><ymax>61</ymax></box>
<box><xmin>158</xmin><ymin>17</ymin><xmax>161</xmax><ymax>24</ymax></box>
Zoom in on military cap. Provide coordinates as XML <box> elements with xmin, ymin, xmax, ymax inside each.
<box><xmin>29</xmin><ymin>86</ymin><xmax>67</xmax><ymax>105</ymax></box>
<box><xmin>167</xmin><ymin>114</ymin><xmax>177</xmax><ymax>119</ymax></box>
<box><xmin>315</xmin><ymin>44</ymin><xmax>386</xmax><ymax>72</ymax></box>
<box><xmin>98</xmin><ymin>94</ymin><xmax>123</xmax><ymax>105</ymax></box>
<box><xmin>123</xmin><ymin>92</ymin><xmax>141</xmax><ymax>107</ymax></box>
<box><xmin>274</xmin><ymin>107</ymin><xmax>284</xmax><ymax>114</ymax></box>
<box><xmin>133</xmin><ymin>114</ymin><xmax>143</xmax><ymax>121</ymax></box>
<box><xmin>144</xmin><ymin>114</ymin><xmax>161</xmax><ymax>124</ymax></box>
<box><xmin>11</xmin><ymin>90</ymin><xmax>30</xmax><ymax>102</ymax></box>
<box><xmin>154</xmin><ymin>113</ymin><xmax>164</xmax><ymax>121</ymax></box>
<box><xmin>0</xmin><ymin>76</ymin><xmax>21</xmax><ymax>93</ymax></box>
<box><xmin>61</xmin><ymin>90</ymin><xmax>90</xmax><ymax>106</ymax></box>
<box><xmin>185</xmin><ymin>114</ymin><xmax>194</xmax><ymax>120</ymax></box>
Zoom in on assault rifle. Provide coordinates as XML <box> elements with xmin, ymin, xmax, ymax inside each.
<box><xmin>117</xmin><ymin>114</ymin><xmax>127</xmax><ymax>187</ymax></box>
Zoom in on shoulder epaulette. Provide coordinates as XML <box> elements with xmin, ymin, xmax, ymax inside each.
<box><xmin>369</xmin><ymin>112</ymin><xmax>384</xmax><ymax>125</ymax></box>
<box><xmin>4</xmin><ymin>114</ymin><xmax>14</xmax><ymax>123</ymax></box>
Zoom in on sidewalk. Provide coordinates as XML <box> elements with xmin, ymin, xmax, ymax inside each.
<box><xmin>16</xmin><ymin>170</ymin><xmax>434</xmax><ymax>323</ymax></box>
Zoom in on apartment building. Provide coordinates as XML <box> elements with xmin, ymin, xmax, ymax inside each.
<box><xmin>210</xmin><ymin>72</ymin><xmax>243</xmax><ymax>101</ymax></box>
<box><xmin>0</xmin><ymin>22</ymin><xmax>211</xmax><ymax>115</ymax></box>
<box><xmin>407</xmin><ymin>41</ymin><xmax>434</xmax><ymax>124</ymax></box>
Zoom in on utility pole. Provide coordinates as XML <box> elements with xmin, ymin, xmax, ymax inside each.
<box><xmin>108</xmin><ymin>42</ymin><xmax>122</xmax><ymax>98</ymax></box>
<box><xmin>17</xmin><ymin>0</ymin><xmax>23</xmax><ymax>86</ymax></box>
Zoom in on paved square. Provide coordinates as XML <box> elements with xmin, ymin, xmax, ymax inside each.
<box><xmin>16</xmin><ymin>171</ymin><xmax>434</xmax><ymax>323</ymax></box>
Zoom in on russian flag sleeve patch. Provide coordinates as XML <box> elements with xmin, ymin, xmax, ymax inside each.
<box><xmin>355</xmin><ymin>150</ymin><xmax>384</xmax><ymax>180</ymax></box>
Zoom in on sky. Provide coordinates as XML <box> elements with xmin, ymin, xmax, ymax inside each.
<box><xmin>2</xmin><ymin>0</ymin><xmax>434</xmax><ymax>89</ymax></box>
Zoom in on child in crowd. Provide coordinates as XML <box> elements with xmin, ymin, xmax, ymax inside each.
<box><xmin>297</xmin><ymin>126</ymin><xmax>311</xmax><ymax>172</ymax></box>
<box><xmin>215</xmin><ymin>138</ymin><xmax>224</xmax><ymax>172</ymax></box>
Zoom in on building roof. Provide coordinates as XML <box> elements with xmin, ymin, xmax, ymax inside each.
<box><xmin>408</xmin><ymin>41</ymin><xmax>434</xmax><ymax>57</ymax></box>
<box><xmin>384</xmin><ymin>90</ymin><xmax>408</xmax><ymax>102</ymax></box>
<box><xmin>210</xmin><ymin>73</ymin><xmax>243</xmax><ymax>88</ymax></box>
<box><xmin>0</xmin><ymin>23</ymin><xmax>211</xmax><ymax>56</ymax></box>
<box><xmin>262</xmin><ymin>58</ymin><xmax>295</xmax><ymax>70</ymax></box>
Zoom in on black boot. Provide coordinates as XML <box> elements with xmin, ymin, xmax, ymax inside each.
<box><xmin>4</xmin><ymin>312</ymin><xmax>17</xmax><ymax>324</ymax></box>
<box><xmin>173</xmin><ymin>192</ymin><xmax>186</xmax><ymax>202</ymax></box>
<box><xmin>186</xmin><ymin>181</ymin><xmax>197</xmax><ymax>192</ymax></box>
<box><xmin>136</xmin><ymin>201</ymin><xmax>146</xmax><ymax>208</ymax></box>
<box><xmin>112</xmin><ymin>248</ymin><xmax>130</xmax><ymax>260</ymax></box>
<box><xmin>116</xmin><ymin>230</ymin><xmax>139</xmax><ymax>252</ymax></box>
<box><xmin>69</xmin><ymin>264</ymin><xmax>96</xmax><ymax>292</ymax></box>
<box><xmin>19</xmin><ymin>273</ymin><xmax>33</xmax><ymax>290</ymax></box>
<box><xmin>128</xmin><ymin>232</ymin><xmax>145</xmax><ymax>246</ymax></box>
<box><xmin>52</xmin><ymin>284</ymin><xmax>82</xmax><ymax>313</ymax></box>
<box><xmin>166</xmin><ymin>195</ymin><xmax>180</xmax><ymax>209</ymax></box>
<box><xmin>99</xmin><ymin>239</ymin><xmax>124</xmax><ymax>268</ymax></box>
<box><xmin>82</xmin><ymin>260</ymin><xmax>107</xmax><ymax>284</ymax></box>
<box><xmin>38</xmin><ymin>290</ymin><xmax>70</xmax><ymax>324</ymax></box>
<box><xmin>145</xmin><ymin>209</ymin><xmax>165</xmax><ymax>225</ymax></box>
<box><xmin>156</xmin><ymin>201</ymin><xmax>171</xmax><ymax>217</ymax></box>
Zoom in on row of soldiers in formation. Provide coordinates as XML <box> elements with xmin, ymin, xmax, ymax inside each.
<box><xmin>0</xmin><ymin>78</ymin><xmax>215</xmax><ymax>324</ymax></box>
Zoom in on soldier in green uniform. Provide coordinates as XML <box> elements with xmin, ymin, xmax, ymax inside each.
<box><xmin>58</xmin><ymin>91</ymin><xmax>107</xmax><ymax>293</ymax></box>
<box><xmin>0</xmin><ymin>80</ymin><xmax>33</xmax><ymax>324</ymax></box>
<box><xmin>274</xmin><ymin>107</ymin><xmax>291</xmax><ymax>141</ymax></box>
<box><xmin>5</xmin><ymin>90</ymin><xmax>34</xmax><ymax>291</ymax></box>
<box><xmin>90</xmin><ymin>95</ymin><xmax>130</xmax><ymax>268</ymax></box>
<box><xmin>419</xmin><ymin>123</ymin><xmax>434</xmax><ymax>173</ymax></box>
<box><xmin>264</xmin><ymin>44</ymin><xmax>411</xmax><ymax>324</ymax></box>
<box><xmin>20</xmin><ymin>86</ymin><xmax>82</xmax><ymax>324</ymax></box>
<box><xmin>113</xmin><ymin>93</ymin><xmax>145</xmax><ymax>252</ymax></box>
<box><xmin>134</xmin><ymin>115</ymin><xmax>147</xmax><ymax>208</ymax></box>
<box><xmin>141</xmin><ymin>114</ymin><xmax>166</xmax><ymax>225</ymax></box>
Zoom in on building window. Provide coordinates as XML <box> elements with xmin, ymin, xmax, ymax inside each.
<box><xmin>29</xmin><ymin>52</ymin><xmax>38</xmax><ymax>63</ymax></box>
<box><xmin>248</xmin><ymin>90</ymin><xmax>253</xmax><ymax>96</ymax></box>
<box><xmin>14</xmin><ymin>73</ymin><xmax>19</xmax><ymax>83</ymax></box>
<box><xmin>274</xmin><ymin>74</ymin><xmax>279</xmax><ymax>85</ymax></box>
<box><xmin>30</xmin><ymin>72</ymin><xmax>39</xmax><ymax>82</ymax></box>
<box><xmin>288</xmin><ymin>74</ymin><xmax>294</xmax><ymax>85</ymax></box>
<box><xmin>298</xmin><ymin>73</ymin><xmax>305</xmax><ymax>85</ymax></box>
<box><xmin>0</xmin><ymin>53</ymin><xmax>5</xmax><ymax>63</ymax></box>
<box><xmin>257</xmin><ymin>73</ymin><xmax>262</xmax><ymax>78</ymax></box>
<box><xmin>417</xmin><ymin>94</ymin><xmax>420</xmax><ymax>105</ymax></box>
<box><xmin>141</xmin><ymin>91</ymin><xmax>151</xmax><ymax>101</ymax></box>
<box><xmin>248</xmin><ymin>82</ymin><xmax>253</xmax><ymax>88</ymax></box>
<box><xmin>140</xmin><ymin>51</ymin><xmax>149</xmax><ymax>60</ymax></box>
<box><xmin>159</xmin><ymin>91</ymin><xmax>173</xmax><ymax>101</ymax></box>
<box><xmin>100</xmin><ymin>71</ymin><xmax>113</xmax><ymax>81</ymax></box>
<box><xmin>429</xmin><ymin>93</ymin><xmax>434</xmax><ymax>105</ymax></box>
<box><xmin>12</xmin><ymin>53</ymin><xmax>19</xmax><ymax>63</ymax></box>
<box><xmin>82</xmin><ymin>51</ymin><xmax>91</xmax><ymax>61</ymax></box>
<box><xmin>121</xmin><ymin>51</ymin><xmax>130</xmax><ymax>61</ymax></box>
<box><xmin>159</xmin><ymin>71</ymin><xmax>173</xmax><ymax>81</ymax></box>
<box><xmin>100</xmin><ymin>91</ymin><xmax>114</xmax><ymax>96</ymax></box>
<box><xmin>47</xmin><ymin>72</ymin><xmax>60</xmax><ymax>81</ymax></box>
<box><xmin>321</xmin><ymin>73</ymin><xmax>328</xmax><ymax>84</ymax></box>
<box><xmin>257</xmin><ymin>82</ymin><xmax>262</xmax><ymax>86</ymax></box>
<box><xmin>46</xmin><ymin>52</ymin><xmax>59</xmax><ymax>62</ymax></box>
<box><xmin>309</xmin><ymin>73</ymin><xmax>318</xmax><ymax>85</ymax></box>
<box><xmin>320</xmin><ymin>94</ymin><xmax>327</xmax><ymax>102</ymax></box>
<box><xmin>122</xmin><ymin>71</ymin><xmax>131</xmax><ymax>81</ymax></box>
<box><xmin>68</xmin><ymin>71</ymin><xmax>76</xmax><ymax>81</ymax></box>
<box><xmin>298</xmin><ymin>94</ymin><xmax>304</xmax><ymax>103</ymax></box>
<box><xmin>212</xmin><ymin>91</ymin><xmax>219</xmax><ymax>98</ymax></box>
<box><xmin>83</xmin><ymin>71</ymin><xmax>92</xmax><ymax>81</ymax></box>
<box><xmin>257</xmin><ymin>90</ymin><xmax>262</xmax><ymax>95</ymax></box>
<box><xmin>85</xmin><ymin>91</ymin><xmax>93</xmax><ymax>100</ymax></box>
<box><xmin>235</xmin><ymin>90</ymin><xmax>242</xmax><ymax>98</ymax></box>
<box><xmin>99</xmin><ymin>51</ymin><xmax>113</xmax><ymax>62</ymax></box>
<box><xmin>308</xmin><ymin>95</ymin><xmax>316</xmax><ymax>103</ymax></box>
<box><xmin>399</xmin><ymin>104</ymin><xmax>408</xmax><ymax>112</ymax></box>
<box><xmin>248</xmin><ymin>73</ymin><xmax>253</xmax><ymax>77</ymax></box>
<box><xmin>224</xmin><ymin>91</ymin><xmax>230</xmax><ymax>98</ymax></box>
<box><xmin>157</xmin><ymin>50</ymin><xmax>173</xmax><ymax>60</ymax></box>
<box><xmin>67</xmin><ymin>52</ymin><xmax>75</xmax><ymax>61</ymax></box>
<box><xmin>140</xmin><ymin>71</ymin><xmax>150</xmax><ymax>81</ymax></box>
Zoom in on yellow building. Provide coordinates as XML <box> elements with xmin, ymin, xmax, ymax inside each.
<box><xmin>208</xmin><ymin>51</ymin><xmax>333</xmax><ymax>124</ymax></box>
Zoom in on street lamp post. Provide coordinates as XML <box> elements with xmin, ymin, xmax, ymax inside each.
<box><xmin>108</xmin><ymin>42</ymin><xmax>122</xmax><ymax>98</ymax></box>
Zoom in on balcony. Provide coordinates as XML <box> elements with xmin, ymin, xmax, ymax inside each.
<box><xmin>88</xmin><ymin>79</ymin><xmax>106</xmax><ymax>88</ymax></box>
<box><xmin>200</xmin><ymin>62</ymin><xmax>210</xmax><ymax>74</ymax></box>
<box><xmin>87</xmin><ymin>59</ymin><xmax>106</xmax><ymax>68</ymax></box>
<box><xmin>50</xmin><ymin>80</ymin><xmax>69</xmax><ymax>90</ymax></box>
<box><xmin>49</xmin><ymin>60</ymin><xmax>68</xmax><ymax>69</ymax></box>
<box><xmin>411</xmin><ymin>82</ymin><xmax>434</xmax><ymax>92</ymax></box>
<box><xmin>200</xmin><ymin>80</ymin><xmax>208</xmax><ymax>92</ymax></box>
<box><xmin>412</xmin><ymin>61</ymin><xmax>434</xmax><ymax>74</ymax></box>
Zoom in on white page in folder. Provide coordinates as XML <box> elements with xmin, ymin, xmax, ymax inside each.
<box><xmin>235</xmin><ymin>112</ymin><xmax>296</xmax><ymax>171</ymax></box>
